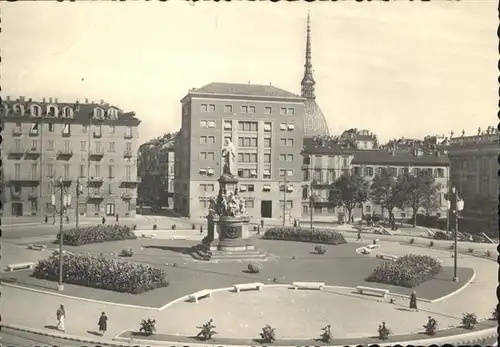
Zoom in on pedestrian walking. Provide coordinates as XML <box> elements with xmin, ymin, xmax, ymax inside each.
<box><xmin>260</xmin><ymin>219</ymin><xmax>264</xmax><ymax>229</ymax></box>
<box><xmin>409</xmin><ymin>291</ymin><xmax>418</xmax><ymax>311</ymax></box>
<box><xmin>102</xmin><ymin>217</ymin><xmax>106</xmax><ymax>225</ymax></box>
<box><xmin>98</xmin><ymin>311</ymin><xmax>108</xmax><ymax>336</ymax></box>
<box><xmin>56</xmin><ymin>304</ymin><xmax>66</xmax><ymax>332</ymax></box>
<box><xmin>115</xmin><ymin>213</ymin><xmax>119</xmax><ymax>222</ymax></box>
<box><xmin>52</xmin><ymin>213</ymin><xmax>56</xmax><ymax>225</ymax></box>
<box><xmin>200</xmin><ymin>225</ymin><xmax>203</xmax><ymax>234</ymax></box>
<box><xmin>357</xmin><ymin>232</ymin><xmax>361</xmax><ymax>241</ymax></box>
<box><xmin>44</xmin><ymin>215</ymin><xmax>48</xmax><ymax>224</ymax></box>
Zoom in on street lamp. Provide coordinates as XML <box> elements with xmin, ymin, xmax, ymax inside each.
<box><xmin>51</xmin><ymin>177</ymin><xmax>72</xmax><ymax>292</ymax></box>
<box><xmin>446</xmin><ymin>186</ymin><xmax>464</xmax><ymax>282</ymax></box>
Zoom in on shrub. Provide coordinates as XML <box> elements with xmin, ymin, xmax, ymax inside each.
<box><xmin>377</xmin><ymin>321</ymin><xmax>390</xmax><ymax>340</ymax></box>
<box><xmin>429</xmin><ymin>241</ymin><xmax>434</xmax><ymax>247</ymax></box>
<box><xmin>153</xmin><ymin>224</ymin><xmax>158</xmax><ymax>230</ymax></box>
<box><xmin>491</xmin><ymin>306</ymin><xmax>499</xmax><ymax>320</ymax></box>
<box><xmin>259</xmin><ymin>325</ymin><xmax>276</xmax><ymax>343</ymax></box>
<box><xmin>262</xmin><ymin>227</ymin><xmax>346</xmax><ymax>245</ymax></box>
<box><xmin>365</xmin><ymin>254</ymin><xmax>442</xmax><ymax>288</ymax></box>
<box><xmin>33</xmin><ymin>252</ymin><xmax>168</xmax><ymax>294</ymax></box>
<box><xmin>196</xmin><ymin>319</ymin><xmax>217</xmax><ymax>341</ymax></box>
<box><xmin>56</xmin><ymin>224</ymin><xmax>136</xmax><ymax>246</ymax></box>
<box><xmin>247</xmin><ymin>262</ymin><xmax>262</xmax><ymax>273</ymax></box>
<box><xmin>314</xmin><ymin>244</ymin><xmax>328</xmax><ymax>254</ymax></box>
<box><xmin>139</xmin><ymin>318</ymin><xmax>156</xmax><ymax>336</ymax></box>
<box><xmin>423</xmin><ymin>316</ymin><xmax>438</xmax><ymax>335</ymax></box>
<box><xmin>485</xmin><ymin>249</ymin><xmax>492</xmax><ymax>257</ymax></box>
<box><xmin>171</xmin><ymin>224</ymin><xmax>177</xmax><ymax>230</ymax></box>
<box><xmin>120</xmin><ymin>247</ymin><xmax>134</xmax><ymax>257</ymax></box>
<box><xmin>468</xmin><ymin>248</ymin><xmax>474</xmax><ymax>253</ymax></box>
<box><xmin>461</xmin><ymin>313</ymin><xmax>477</xmax><ymax>329</ymax></box>
<box><xmin>320</xmin><ymin>324</ymin><xmax>332</xmax><ymax>343</ymax></box>
<box><xmin>409</xmin><ymin>238</ymin><xmax>415</xmax><ymax>244</ymax></box>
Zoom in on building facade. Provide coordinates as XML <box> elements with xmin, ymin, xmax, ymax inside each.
<box><xmin>446</xmin><ymin>127</ymin><xmax>498</xmax><ymax>234</ymax></box>
<box><xmin>2</xmin><ymin>96</ymin><xmax>141</xmax><ymax>218</ymax></box>
<box><xmin>174</xmin><ymin>82</ymin><xmax>306</xmax><ymax>220</ymax></box>
<box><xmin>301</xmin><ymin>136</ymin><xmax>450</xmax><ymax>219</ymax></box>
<box><xmin>137</xmin><ymin>133</ymin><xmax>176</xmax><ymax>208</ymax></box>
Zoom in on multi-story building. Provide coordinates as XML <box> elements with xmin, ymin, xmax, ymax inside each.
<box><xmin>301</xmin><ymin>136</ymin><xmax>450</xmax><ymax>219</ymax></box>
<box><xmin>2</xmin><ymin>96</ymin><xmax>141</xmax><ymax>218</ymax></box>
<box><xmin>446</xmin><ymin>126</ymin><xmax>498</xmax><ymax>234</ymax></box>
<box><xmin>137</xmin><ymin>133</ymin><xmax>176</xmax><ymax>208</ymax></box>
<box><xmin>340</xmin><ymin>129</ymin><xmax>378</xmax><ymax>150</ymax></box>
<box><xmin>174</xmin><ymin>82</ymin><xmax>306</xmax><ymax>220</ymax></box>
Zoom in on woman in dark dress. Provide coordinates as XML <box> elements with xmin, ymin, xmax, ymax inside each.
<box><xmin>409</xmin><ymin>291</ymin><xmax>418</xmax><ymax>310</ymax></box>
<box><xmin>98</xmin><ymin>312</ymin><xmax>108</xmax><ymax>336</ymax></box>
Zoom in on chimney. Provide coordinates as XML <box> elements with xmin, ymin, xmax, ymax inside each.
<box><xmin>42</xmin><ymin>97</ymin><xmax>46</xmax><ymax>103</ymax></box>
<box><xmin>19</xmin><ymin>96</ymin><xmax>25</xmax><ymax>102</ymax></box>
<box><xmin>49</xmin><ymin>97</ymin><xmax>53</xmax><ymax>103</ymax></box>
<box><xmin>100</xmin><ymin>99</ymin><xmax>104</xmax><ymax>105</ymax></box>
<box><xmin>6</xmin><ymin>96</ymin><xmax>10</xmax><ymax>101</ymax></box>
<box><xmin>85</xmin><ymin>98</ymin><xmax>89</xmax><ymax>103</ymax></box>
<box><xmin>28</xmin><ymin>97</ymin><xmax>32</xmax><ymax>102</ymax></box>
<box><xmin>55</xmin><ymin>98</ymin><xmax>58</xmax><ymax>103</ymax></box>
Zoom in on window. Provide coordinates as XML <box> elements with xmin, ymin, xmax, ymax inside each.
<box><xmin>94</xmin><ymin>125</ymin><xmax>102</xmax><ymax>136</ymax></box>
<box><xmin>48</xmin><ymin>123</ymin><xmax>54</xmax><ymax>132</ymax></box>
<box><xmin>126</xmin><ymin>143</ymin><xmax>132</xmax><ymax>152</ymax></box>
<box><xmin>237</xmin><ymin>168</ymin><xmax>257</xmax><ymax>178</ymax></box>
<box><xmin>287</xmin><ymin>123</ymin><xmax>295</xmax><ymax>131</ymax></box>
<box><xmin>280</xmin><ymin>107</ymin><xmax>295</xmax><ymax>116</ymax></box>
<box><xmin>238</xmin><ymin>137</ymin><xmax>258</xmax><ymax>147</ymax></box>
<box><xmin>109</xmin><ymin>142</ymin><xmax>115</xmax><ymax>152</ymax></box>
<box><xmin>280</xmin><ymin>138</ymin><xmax>286</xmax><ymax>147</ymax></box>
<box><xmin>199</xmin><ymin>152</ymin><xmax>215</xmax><ymax>161</ymax></box>
<box><xmin>125</xmin><ymin>127</ymin><xmax>132</xmax><ymax>138</ymax></box>
<box><xmin>263</xmin><ymin>169</ymin><xmax>271</xmax><ymax>179</ymax></box>
<box><xmin>94</xmin><ymin>164</ymin><xmax>101</xmax><ymax>178</ymax></box>
<box><xmin>81</xmin><ymin>125</ymin><xmax>87</xmax><ymax>133</ymax></box>
<box><xmin>79</xmin><ymin>164</ymin><xmax>85</xmax><ymax>178</ymax></box>
<box><xmin>280</xmin><ymin>123</ymin><xmax>287</xmax><ymax>131</ymax></box>
<box><xmin>245</xmin><ymin>200</ymin><xmax>255</xmax><ymax>208</ymax></box>
<box><xmin>64</xmin><ymin>164</ymin><xmax>70</xmax><ymax>179</ymax></box>
<box><xmin>354</xmin><ymin>167</ymin><xmax>362</xmax><ymax>175</ymax></box>
<box><xmin>327</xmin><ymin>169</ymin><xmax>335</xmax><ymax>181</ymax></box>
<box><xmin>264</xmin><ymin>138</ymin><xmax>271</xmax><ymax>148</ymax></box>
<box><xmin>264</xmin><ymin>107</ymin><xmax>272</xmax><ymax>115</ymax></box>
<box><xmin>238</xmin><ymin>153</ymin><xmax>257</xmax><ymax>163</ymax></box>
<box><xmin>279</xmin><ymin>169</ymin><xmax>293</xmax><ymax>177</ymax></box>
<box><xmin>279</xmin><ymin>154</ymin><xmax>294</xmax><ymax>162</ymax></box>
<box><xmin>342</xmin><ymin>157</ymin><xmax>349</xmax><ymax>167</ymax></box>
<box><xmin>280</xmin><ymin>107</ymin><xmax>286</xmax><ymax>116</ymax></box>
<box><xmin>95</xmin><ymin>142</ymin><xmax>102</xmax><ymax>154</ymax></box>
<box><xmin>365</xmin><ymin>167</ymin><xmax>374</xmax><ymax>176</ymax></box>
<box><xmin>375</xmin><ymin>167</ymin><xmax>382</xmax><ymax>176</ymax></box>
<box><xmin>209</xmin><ymin>104</ymin><xmax>215</xmax><ymax>112</ymax></box>
<box><xmin>303</xmin><ymin>156</ymin><xmax>310</xmax><ymax>165</ymax></box>
<box><xmin>241</xmin><ymin>105</ymin><xmax>248</xmax><ymax>113</ymax></box>
<box><xmin>224</xmin><ymin>105</ymin><xmax>233</xmax><ymax>113</ymax></box>
<box><xmin>31</xmin><ymin>140</ymin><xmax>38</xmax><ymax>150</ymax></box>
<box><xmin>264</xmin><ymin>153</ymin><xmax>271</xmax><ymax>163</ymax></box>
<box><xmin>224</xmin><ymin>121</ymin><xmax>232</xmax><ymax>130</ymax></box>
<box><xmin>47</xmin><ymin>164</ymin><xmax>54</xmax><ymax>178</ymax></box>
<box><xmin>208</xmin><ymin>136</ymin><xmax>215</xmax><ymax>144</ymax></box>
<box><xmin>302</xmin><ymin>169</ymin><xmax>310</xmax><ymax>180</ymax></box>
<box><xmin>435</xmin><ymin>168</ymin><xmax>444</xmax><ymax>178</ymax></box>
<box><xmin>64</xmin><ymin>140</ymin><xmax>70</xmax><ymax>152</ymax></box>
<box><xmin>48</xmin><ymin>140</ymin><xmax>54</xmax><ymax>151</ymax></box>
<box><xmin>200</xmin><ymin>184</ymin><xmax>215</xmax><ymax>192</ymax></box>
<box><xmin>200</xmin><ymin>120</ymin><xmax>207</xmax><ymax>128</ymax></box>
<box><xmin>80</xmin><ymin>141</ymin><xmax>87</xmax><ymax>151</ymax></box>
<box><xmin>249</xmin><ymin>106</ymin><xmax>255</xmax><ymax>114</ymax></box>
<box><xmin>200</xmin><ymin>104</ymin><xmax>208</xmax><ymax>112</ymax></box>
<box><xmin>263</xmin><ymin>184</ymin><xmax>271</xmax><ymax>191</ymax></box>
<box><xmin>109</xmin><ymin>125</ymin><xmax>115</xmax><ymax>134</ymax></box>
<box><xmin>207</xmin><ymin>120</ymin><xmax>216</xmax><ymax>128</ymax></box>
<box><xmin>14</xmin><ymin>164</ymin><xmax>20</xmax><ymax>179</ymax></box>
<box><xmin>238</xmin><ymin>121</ymin><xmax>258</xmax><ymax>131</ymax></box>
<box><xmin>62</xmin><ymin>124</ymin><xmax>71</xmax><ymax>135</ymax></box>
<box><xmin>264</xmin><ymin>122</ymin><xmax>272</xmax><ymax>132</ymax></box>
<box><xmin>283</xmin><ymin>138</ymin><xmax>294</xmax><ymax>146</ymax></box>
<box><xmin>279</xmin><ymin>200</ymin><xmax>293</xmax><ymax>209</ymax></box>
<box><xmin>108</xmin><ymin>165</ymin><xmax>114</xmax><ymax>178</ymax></box>
<box><xmin>314</xmin><ymin>169</ymin><xmax>322</xmax><ymax>181</ymax></box>
<box><xmin>365</xmin><ymin>205</ymin><xmax>371</xmax><ymax>213</ymax></box>
<box><xmin>200</xmin><ymin>136</ymin><xmax>207</xmax><ymax>144</ymax></box>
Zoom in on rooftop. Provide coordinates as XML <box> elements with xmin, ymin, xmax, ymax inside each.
<box><xmin>188</xmin><ymin>82</ymin><xmax>304</xmax><ymax>100</ymax></box>
<box><xmin>351</xmin><ymin>150</ymin><xmax>449</xmax><ymax>166</ymax></box>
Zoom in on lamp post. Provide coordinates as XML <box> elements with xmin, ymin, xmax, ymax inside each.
<box><xmin>446</xmin><ymin>186</ymin><xmax>464</xmax><ymax>282</ymax></box>
<box><xmin>51</xmin><ymin>177</ymin><xmax>72</xmax><ymax>292</ymax></box>
<box><xmin>75</xmin><ymin>178</ymin><xmax>83</xmax><ymax>229</ymax></box>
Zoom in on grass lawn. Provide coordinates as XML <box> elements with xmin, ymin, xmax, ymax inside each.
<box><xmin>1</xmin><ymin>239</ymin><xmax>474</xmax><ymax>307</ymax></box>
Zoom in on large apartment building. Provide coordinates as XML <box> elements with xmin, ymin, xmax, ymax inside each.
<box><xmin>446</xmin><ymin>127</ymin><xmax>498</xmax><ymax>234</ymax></box>
<box><xmin>2</xmin><ymin>96</ymin><xmax>141</xmax><ymax>218</ymax></box>
<box><xmin>174</xmin><ymin>82</ymin><xmax>306</xmax><ymax>220</ymax></box>
<box><xmin>301</xmin><ymin>136</ymin><xmax>450</xmax><ymax>219</ymax></box>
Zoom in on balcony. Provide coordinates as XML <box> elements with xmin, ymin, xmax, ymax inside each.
<box><xmin>87</xmin><ymin>193</ymin><xmax>104</xmax><ymax>201</ymax></box>
<box><xmin>311</xmin><ymin>179</ymin><xmax>332</xmax><ymax>187</ymax></box>
<box><xmin>93</xmin><ymin>131</ymin><xmax>102</xmax><ymax>139</ymax></box>
<box><xmin>12</xmin><ymin>129</ymin><xmax>22</xmax><ymax>137</ymax></box>
<box><xmin>57</xmin><ymin>149</ymin><xmax>74</xmax><ymax>159</ymax></box>
<box><xmin>123</xmin><ymin>150</ymin><xmax>133</xmax><ymax>158</ymax></box>
<box><xmin>61</xmin><ymin>177</ymin><xmax>73</xmax><ymax>185</ymax></box>
<box><xmin>121</xmin><ymin>191</ymin><xmax>133</xmax><ymax>200</ymax></box>
<box><xmin>25</xmin><ymin>147</ymin><xmax>41</xmax><ymax>158</ymax></box>
<box><xmin>89</xmin><ymin>150</ymin><xmax>104</xmax><ymax>160</ymax></box>
<box><xmin>62</xmin><ymin>131</ymin><xmax>72</xmax><ymax>138</ymax></box>
<box><xmin>88</xmin><ymin>177</ymin><xmax>104</xmax><ymax>185</ymax></box>
<box><xmin>29</xmin><ymin>130</ymin><xmax>39</xmax><ymax>137</ymax></box>
<box><xmin>28</xmin><ymin>190</ymin><xmax>39</xmax><ymax>199</ymax></box>
<box><xmin>124</xmin><ymin>133</ymin><xmax>133</xmax><ymax>139</ymax></box>
<box><xmin>7</xmin><ymin>147</ymin><xmax>25</xmax><ymax>158</ymax></box>
<box><xmin>8</xmin><ymin>175</ymin><xmax>40</xmax><ymax>186</ymax></box>
<box><xmin>120</xmin><ymin>177</ymin><xmax>140</xmax><ymax>187</ymax></box>
<box><xmin>10</xmin><ymin>190</ymin><xmax>21</xmax><ymax>199</ymax></box>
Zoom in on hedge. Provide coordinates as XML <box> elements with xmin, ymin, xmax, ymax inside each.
<box><xmin>56</xmin><ymin>224</ymin><xmax>137</xmax><ymax>246</ymax></box>
<box><xmin>262</xmin><ymin>227</ymin><xmax>346</xmax><ymax>245</ymax></box>
<box><xmin>33</xmin><ymin>252</ymin><xmax>168</xmax><ymax>294</ymax></box>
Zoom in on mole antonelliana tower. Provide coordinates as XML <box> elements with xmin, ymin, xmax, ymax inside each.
<box><xmin>301</xmin><ymin>13</ymin><xmax>330</xmax><ymax>137</ymax></box>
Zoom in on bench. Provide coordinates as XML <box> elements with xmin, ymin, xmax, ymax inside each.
<box><xmin>6</xmin><ymin>262</ymin><xmax>36</xmax><ymax>272</ymax></box>
<box><xmin>188</xmin><ymin>289</ymin><xmax>213</xmax><ymax>303</ymax></box>
<box><xmin>376</xmin><ymin>253</ymin><xmax>398</xmax><ymax>261</ymax></box>
<box><xmin>171</xmin><ymin>235</ymin><xmax>190</xmax><ymax>240</ymax></box>
<box><xmin>233</xmin><ymin>282</ymin><xmax>264</xmax><ymax>293</ymax></box>
<box><xmin>292</xmin><ymin>282</ymin><xmax>325</xmax><ymax>290</ymax></box>
<box><xmin>27</xmin><ymin>244</ymin><xmax>47</xmax><ymax>251</ymax></box>
<box><xmin>141</xmin><ymin>233</ymin><xmax>155</xmax><ymax>239</ymax></box>
<box><xmin>356</xmin><ymin>286</ymin><xmax>389</xmax><ymax>298</ymax></box>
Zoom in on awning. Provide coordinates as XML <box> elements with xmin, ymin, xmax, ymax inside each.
<box><xmin>199</xmin><ymin>168</ymin><xmax>207</xmax><ymax>174</ymax></box>
<box><xmin>287</xmin><ymin>185</ymin><xmax>294</xmax><ymax>192</ymax></box>
<box><xmin>207</xmin><ymin>168</ymin><xmax>215</xmax><ymax>175</ymax></box>
<box><xmin>280</xmin><ymin>123</ymin><xmax>287</xmax><ymax>130</ymax></box>
<box><xmin>264</xmin><ymin>123</ymin><xmax>272</xmax><ymax>131</ymax></box>
<box><xmin>224</xmin><ymin>122</ymin><xmax>232</xmax><ymax>130</ymax></box>
<box><xmin>263</xmin><ymin>185</ymin><xmax>271</xmax><ymax>191</ymax></box>
<box><xmin>287</xmin><ymin>124</ymin><xmax>295</xmax><ymax>130</ymax></box>
<box><xmin>264</xmin><ymin>169</ymin><xmax>271</xmax><ymax>175</ymax></box>
<box><xmin>250</xmin><ymin>170</ymin><xmax>257</xmax><ymax>177</ymax></box>
<box><xmin>239</xmin><ymin>185</ymin><xmax>247</xmax><ymax>192</ymax></box>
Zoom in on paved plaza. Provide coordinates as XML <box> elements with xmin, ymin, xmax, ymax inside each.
<box><xmin>1</xmin><ymin>232</ymin><xmax>497</xmax><ymax>344</ymax></box>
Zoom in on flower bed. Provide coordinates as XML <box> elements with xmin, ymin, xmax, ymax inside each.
<box><xmin>365</xmin><ymin>254</ymin><xmax>442</xmax><ymax>288</ymax></box>
<box><xmin>33</xmin><ymin>252</ymin><xmax>168</xmax><ymax>294</ymax></box>
<box><xmin>57</xmin><ymin>224</ymin><xmax>137</xmax><ymax>246</ymax></box>
<box><xmin>262</xmin><ymin>227</ymin><xmax>346</xmax><ymax>245</ymax></box>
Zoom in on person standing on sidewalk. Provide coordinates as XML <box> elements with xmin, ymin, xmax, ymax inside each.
<box><xmin>56</xmin><ymin>304</ymin><xmax>66</xmax><ymax>332</ymax></box>
<box><xmin>98</xmin><ymin>311</ymin><xmax>108</xmax><ymax>336</ymax></box>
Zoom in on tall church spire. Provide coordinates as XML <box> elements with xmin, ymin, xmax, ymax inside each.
<box><xmin>301</xmin><ymin>12</ymin><xmax>316</xmax><ymax>100</ymax></box>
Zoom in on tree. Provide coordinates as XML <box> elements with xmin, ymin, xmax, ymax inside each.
<box><xmin>328</xmin><ymin>174</ymin><xmax>370</xmax><ymax>223</ymax></box>
<box><xmin>400</xmin><ymin>172</ymin><xmax>441</xmax><ymax>228</ymax></box>
<box><xmin>370</xmin><ymin>168</ymin><xmax>406</xmax><ymax>228</ymax></box>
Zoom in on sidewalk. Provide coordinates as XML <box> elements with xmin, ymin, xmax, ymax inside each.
<box><xmin>3</xmin><ymin>215</ymin><xmax>152</xmax><ymax>228</ymax></box>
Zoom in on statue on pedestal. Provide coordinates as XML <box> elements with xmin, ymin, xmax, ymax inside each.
<box><xmin>222</xmin><ymin>139</ymin><xmax>236</xmax><ymax>177</ymax></box>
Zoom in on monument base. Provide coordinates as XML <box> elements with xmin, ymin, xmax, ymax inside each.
<box><xmin>191</xmin><ymin>243</ymin><xmax>269</xmax><ymax>261</ymax></box>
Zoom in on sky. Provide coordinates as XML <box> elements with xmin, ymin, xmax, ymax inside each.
<box><xmin>2</xmin><ymin>1</ymin><xmax>497</xmax><ymax>144</ymax></box>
